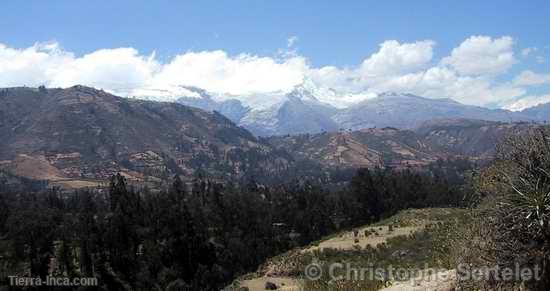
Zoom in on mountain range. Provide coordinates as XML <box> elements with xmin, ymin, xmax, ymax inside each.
<box><xmin>176</xmin><ymin>83</ymin><xmax>545</xmax><ymax>136</ymax></box>
<box><xmin>0</xmin><ymin>85</ymin><xmax>542</xmax><ymax>188</ymax></box>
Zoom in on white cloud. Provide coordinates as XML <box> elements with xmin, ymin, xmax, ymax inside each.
<box><xmin>148</xmin><ymin>50</ymin><xmax>307</xmax><ymax>96</ymax></box>
<box><xmin>504</xmin><ymin>95</ymin><xmax>550</xmax><ymax>111</ymax></box>
<box><xmin>513</xmin><ymin>70</ymin><xmax>550</xmax><ymax>86</ymax></box>
<box><xmin>308</xmin><ymin>66</ymin><xmax>362</xmax><ymax>93</ymax></box>
<box><xmin>362</xmin><ymin>66</ymin><xmax>525</xmax><ymax>106</ymax></box>
<box><xmin>314</xmin><ymin>36</ymin><xmax>524</xmax><ymax>106</ymax></box>
<box><xmin>359</xmin><ymin>40</ymin><xmax>435</xmax><ymax>77</ymax></box>
<box><xmin>333</xmin><ymin>38</ymin><xmax>526</xmax><ymax>106</ymax></box>
<box><xmin>0</xmin><ymin>35</ymin><xmax>548</xmax><ymax>110</ymax></box>
<box><xmin>0</xmin><ymin>42</ymin><xmax>308</xmax><ymax>98</ymax></box>
<box><xmin>0</xmin><ymin>42</ymin><xmax>73</xmax><ymax>87</ymax></box>
<box><xmin>441</xmin><ymin>36</ymin><xmax>516</xmax><ymax>76</ymax></box>
<box><xmin>51</xmin><ymin>48</ymin><xmax>159</xmax><ymax>96</ymax></box>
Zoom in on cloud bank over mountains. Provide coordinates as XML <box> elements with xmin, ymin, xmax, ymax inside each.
<box><xmin>0</xmin><ymin>35</ymin><xmax>548</xmax><ymax>110</ymax></box>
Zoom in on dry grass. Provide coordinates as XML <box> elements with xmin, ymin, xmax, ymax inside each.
<box><xmin>50</xmin><ymin>179</ymin><xmax>105</xmax><ymax>189</ymax></box>
<box><xmin>234</xmin><ymin>208</ymin><xmax>468</xmax><ymax>291</ymax></box>
<box><xmin>12</xmin><ymin>154</ymin><xmax>66</xmax><ymax>181</ymax></box>
<box><xmin>304</xmin><ymin>225</ymin><xmax>420</xmax><ymax>252</ymax></box>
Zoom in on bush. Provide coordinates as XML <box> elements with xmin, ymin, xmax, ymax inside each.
<box><xmin>458</xmin><ymin>127</ymin><xmax>550</xmax><ymax>290</ymax></box>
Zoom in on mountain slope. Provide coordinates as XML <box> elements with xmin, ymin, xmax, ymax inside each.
<box><xmin>0</xmin><ymin>86</ymin><xmax>292</xmax><ymax>187</ymax></box>
<box><xmin>267</xmin><ymin>119</ymin><xmax>535</xmax><ymax>169</ymax></box>
<box><xmin>268</xmin><ymin>127</ymin><xmax>439</xmax><ymax>169</ymax></box>
<box><xmin>414</xmin><ymin>118</ymin><xmax>533</xmax><ymax>159</ymax></box>
<box><xmin>0</xmin><ymin>86</ymin><xmax>538</xmax><ymax>186</ymax></box>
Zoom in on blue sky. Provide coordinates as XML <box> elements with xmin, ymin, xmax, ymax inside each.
<box><xmin>1</xmin><ymin>0</ymin><xmax>549</xmax><ymax>110</ymax></box>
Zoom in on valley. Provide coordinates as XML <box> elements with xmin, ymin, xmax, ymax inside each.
<box><xmin>0</xmin><ymin>86</ymin><xmax>548</xmax><ymax>291</ymax></box>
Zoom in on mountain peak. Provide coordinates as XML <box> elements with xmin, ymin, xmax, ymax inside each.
<box><xmin>286</xmin><ymin>79</ymin><xmax>321</xmax><ymax>102</ymax></box>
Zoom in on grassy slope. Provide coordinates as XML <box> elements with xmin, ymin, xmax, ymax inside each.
<box><xmin>232</xmin><ymin>207</ymin><xmax>469</xmax><ymax>291</ymax></box>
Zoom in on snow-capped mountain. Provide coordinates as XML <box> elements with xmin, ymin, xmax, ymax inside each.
<box><xmin>174</xmin><ymin>82</ymin><xmax>539</xmax><ymax>136</ymax></box>
<box><xmin>239</xmin><ymin>84</ymin><xmax>340</xmax><ymax>136</ymax></box>
<box><xmin>177</xmin><ymin>81</ymin><xmax>341</xmax><ymax>136</ymax></box>
<box><xmin>177</xmin><ymin>87</ymin><xmax>251</xmax><ymax>122</ymax></box>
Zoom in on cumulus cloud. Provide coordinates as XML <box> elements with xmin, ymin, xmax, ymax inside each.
<box><xmin>308</xmin><ymin>66</ymin><xmax>361</xmax><ymax>92</ymax></box>
<box><xmin>361</xmin><ymin>66</ymin><xmax>524</xmax><ymax>106</ymax></box>
<box><xmin>51</xmin><ymin>48</ymin><xmax>159</xmax><ymax>96</ymax></box>
<box><xmin>0</xmin><ymin>42</ymin><xmax>308</xmax><ymax>98</ymax></box>
<box><xmin>305</xmin><ymin>37</ymin><xmax>525</xmax><ymax>106</ymax></box>
<box><xmin>0</xmin><ymin>35</ymin><xmax>548</xmax><ymax>109</ymax></box>
<box><xmin>441</xmin><ymin>36</ymin><xmax>516</xmax><ymax>76</ymax></box>
<box><xmin>359</xmin><ymin>40</ymin><xmax>435</xmax><ymax>77</ymax></box>
<box><xmin>149</xmin><ymin>51</ymin><xmax>307</xmax><ymax>96</ymax></box>
<box><xmin>0</xmin><ymin>42</ymin><xmax>73</xmax><ymax>87</ymax></box>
